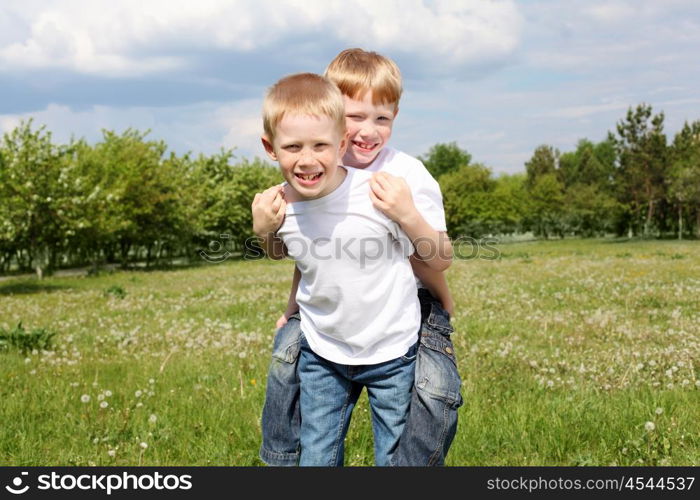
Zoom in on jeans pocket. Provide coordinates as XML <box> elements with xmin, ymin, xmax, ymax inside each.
<box><xmin>271</xmin><ymin>315</ymin><xmax>302</xmax><ymax>364</ymax></box>
<box><xmin>415</xmin><ymin>332</ymin><xmax>461</xmax><ymax>404</ymax></box>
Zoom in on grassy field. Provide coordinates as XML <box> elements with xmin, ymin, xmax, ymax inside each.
<box><xmin>1</xmin><ymin>239</ymin><xmax>699</xmax><ymax>466</ymax></box>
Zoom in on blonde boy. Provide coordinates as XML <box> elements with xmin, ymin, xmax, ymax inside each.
<box><xmin>253</xmin><ymin>72</ymin><xmax>422</xmax><ymax>466</ymax></box>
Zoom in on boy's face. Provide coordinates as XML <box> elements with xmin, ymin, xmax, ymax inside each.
<box><xmin>262</xmin><ymin>113</ymin><xmax>348</xmax><ymax>200</ymax></box>
<box><xmin>343</xmin><ymin>91</ymin><xmax>397</xmax><ymax>169</ymax></box>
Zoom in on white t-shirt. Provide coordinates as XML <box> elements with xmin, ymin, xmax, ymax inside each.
<box><xmin>364</xmin><ymin>147</ymin><xmax>447</xmax><ymax>232</ymax></box>
<box><xmin>364</xmin><ymin>147</ymin><xmax>447</xmax><ymax>288</ymax></box>
<box><xmin>277</xmin><ymin>167</ymin><xmax>420</xmax><ymax>365</ymax></box>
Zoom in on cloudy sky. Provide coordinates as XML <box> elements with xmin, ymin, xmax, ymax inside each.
<box><xmin>1</xmin><ymin>0</ymin><xmax>699</xmax><ymax>174</ymax></box>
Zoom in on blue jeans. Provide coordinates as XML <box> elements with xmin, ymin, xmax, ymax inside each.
<box><xmin>298</xmin><ymin>335</ymin><xmax>416</xmax><ymax>466</ymax></box>
<box><xmin>259</xmin><ymin>289</ymin><xmax>462</xmax><ymax>466</ymax></box>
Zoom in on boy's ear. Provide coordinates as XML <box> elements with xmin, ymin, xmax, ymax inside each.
<box><xmin>261</xmin><ymin>135</ymin><xmax>277</xmax><ymax>161</ymax></box>
<box><xmin>338</xmin><ymin>131</ymin><xmax>349</xmax><ymax>159</ymax></box>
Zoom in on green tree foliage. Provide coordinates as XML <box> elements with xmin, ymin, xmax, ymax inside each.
<box><xmin>419</xmin><ymin>141</ymin><xmax>472</xmax><ymax>179</ymax></box>
<box><xmin>667</xmin><ymin>121</ymin><xmax>700</xmax><ymax>239</ymax></box>
<box><xmin>0</xmin><ymin>121</ymin><xmax>282</xmax><ymax>276</ymax></box>
<box><xmin>0</xmin><ymin>120</ymin><xmax>68</xmax><ymax>277</ymax></box>
<box><xmin>611</xmin><ymin>104</ymin><xmax>669</xmax><ymax>237</ymax></box>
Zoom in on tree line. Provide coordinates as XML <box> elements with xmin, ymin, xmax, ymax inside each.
<box><xmin>1</xmin><ymin>103</ymin><xmax>698</xmax><ymax>277</ymax></box>
<box><xmin>430</xmin><ymin>104</ymin><xmax>700</xmax><ymax>240</ymax></box>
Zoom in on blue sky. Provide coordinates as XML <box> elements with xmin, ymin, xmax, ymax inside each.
<box><xmin>1</xmin><ymin>0</ymin><xmax>699</xmax><ymax>174</ymax></box>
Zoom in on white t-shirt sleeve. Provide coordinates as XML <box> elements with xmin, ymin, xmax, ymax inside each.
<box><xmin>405</xmin><ymin>159</ymin><xmax>447</xmax><ymax>232</ymax></box>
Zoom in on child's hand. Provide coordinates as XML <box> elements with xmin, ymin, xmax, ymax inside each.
<box><xmin>369</xmin><ymin>172</ymin><xmax>418</xmax><ymax>226</ymax></box>
<box><xmin>275</xmin><ymin>304</ymin><xmax>299</xmax><ymax>329</ymax></box>
<box><xmin>252</xmin><ymin>185</ymin><xmax>286</xmax><ymax>237</ymax></box>
<box><xmin>275</xmin><ymin>314</ymin><xmax>289</xmax><ymax>329</ymax></box>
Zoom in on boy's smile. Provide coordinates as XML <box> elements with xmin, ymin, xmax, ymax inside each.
<box><xmin>263</xmin><ymin>113</ymin><xmax>348</xmax><ymax>200</ymax></box>
<box><xmin>343</xmin><ymin>91</ymin><xmax>397</xmax><ymax>169</ymax></box>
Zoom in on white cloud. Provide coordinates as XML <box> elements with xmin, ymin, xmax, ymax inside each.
<box><xmin>0</xmin><ymin>0</ymin><xmax>521</xmax><ymax>76</ymax></box>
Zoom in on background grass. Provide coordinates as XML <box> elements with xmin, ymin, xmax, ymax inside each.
<box><xmin>1</xmin><ymin>239</ymin><xmax>698</xmax><ymax>466</ymax></box>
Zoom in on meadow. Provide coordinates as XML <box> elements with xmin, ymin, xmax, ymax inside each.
<box><xmin>1</xmin><ymin>239</ymin><xmax>698</xmax><ymax>466</ymax></box>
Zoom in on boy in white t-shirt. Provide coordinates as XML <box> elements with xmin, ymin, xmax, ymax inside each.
<box><xmin>253</xmin><ymin>72</ymin><xmax>443</xmax><ymax>466</ymax></box>
<box><xmin>258</xmin><ymin>50</ymin><xmax>463</xmax><ymax>467</ymax></box>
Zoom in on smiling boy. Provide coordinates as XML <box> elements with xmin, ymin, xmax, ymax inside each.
<box><xmin>253</xmin><ymin>73</ymin><xmax>421</xmax><ymax>466</ymax></box>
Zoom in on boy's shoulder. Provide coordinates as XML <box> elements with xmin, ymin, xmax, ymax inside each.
<box><xmin>368</xmin><ymin>147</ymin><xmax>438</xmax><ymax>183</ymax></box>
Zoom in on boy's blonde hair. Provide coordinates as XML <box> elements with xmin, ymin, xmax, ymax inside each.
<box><xmin>324</xmin><ymin>48</ymin><xmax>403</xmax><ymax>108</ymax></box>
<box><xmin>263</xmin><ymin>73</ymin><xmax>346</xmax><ymax>142</ymax></box>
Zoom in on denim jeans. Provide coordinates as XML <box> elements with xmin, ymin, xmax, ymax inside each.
<box><xmin>297</xmin><ymin>335</ymin><xmax>416</xmax><ymax>466</ymax></box>
<box><xmin>390</xmin><ymin>288</ymin><xmax>463</xmax><ymax>466</ymax></box>
<box><xmin>259</xmin><ymin>289</ymin><xmax>462</xmax><ymax>466</ymax></box>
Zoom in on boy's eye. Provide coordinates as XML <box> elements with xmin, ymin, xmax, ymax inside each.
<box><xmin>284</xmin><ymin>144</ymin><xmax>300</xmax><ymax>151</ymax></box>
<box><xmin>346</xmin><ymin>114</ymin><xmax>363</xmax><ymax>120</ymax></box>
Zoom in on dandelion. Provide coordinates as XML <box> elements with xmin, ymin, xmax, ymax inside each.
<box><xmin>80</xmin><ymin>394</ymin><xmax>90</xmax><ymax>403</ymax></box>
<box><xmin>24</xmin><ymin>358</ymin><xmax>31</xmax><ymax>364</ymax></box>
<box><xmin>644</xmin><ymin>421</ymin><xmax>655</xmax><ymax>432</ymax></box>
<box><xmin>98</xmin><ymin>394</ymin><xmax>105</xmax><ymax>401</ymax></box>
<box><xmin>140</xmin><ymin>442</ymin><xmax>148</xmax><ymax>449</ymax></box>
<box><xmin>149</xmin><ymin>414</ymin><xmax>157</xmax><ymax>424</ymax></box>
<box><xmin>695</xmin><ymin>380</ymin><xmax>700</xmax><ymax>388</ymax></box>
<box><xmin>135</xmin><ymin>390</ymin><xmax>143</xmax><ymax>398</ymax></box>
<box><xmin>148</xmin><ymin>378</ymin><xmax>155</xmax><ymax>385</ymax></box>
<box><xmin>100</xmin><ymin>401</ymin><xmax>109</xmax><ymax>409</ymax></box>
<box><xmin>93</xmin><ymin>438</ymin><xmax>99</xmax><ymax>444</ymax></box>
<box><xmin>136</xmin><ymin>402</ymin><xmax>143</xmax><ymax>408</ymax></box>
<box><xmin>107</xmin><ymin>450</ymin><xmax>116</xmax><ymax>458</ymax></box>
<box><xmin>655</xmin><ymin>407</ymin><xmax>663</xmax><ymax>415</ymax></box>
<box><xmin>104</xmin><ymin>390</ymin><xmax>112</xmax><ymax>397</ymax></box>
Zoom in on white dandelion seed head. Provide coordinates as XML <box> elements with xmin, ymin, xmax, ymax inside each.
<box><xmin>644</xmin><ymin>421</ymin><xmax>655</xmax><ymax>432</ymax></box>
<box><xmin>140</xmin><ymin>442</ymin><xmax>148</xmax><ymax>449</ymax></box>
<box><xmin>149</xmin><ymin>414</ymin><xmax>157</xmax><ymax>424</ymax></box>
<box><xmin>135</xmin><ymin>390</ymin><xmax>143</xmax><ymax>398</ymax></box>
<box><xmin>100</xmin><ymin>401</ymin><xmax>108</xmax><ymax>409</ymax></box>
<box><xmin>104</xmin><ymin>390</ymin><xmax>112</xmax><ymax>397</ymax></box>
<box><xmin>655</xmin><ymin>407</ymin><xmax>663</xmax><ymax>415</ymax></box>
<box><xmin>148</xmin><ymin>379</ymin><xmax>155</xmax><ymax>385</ymax></box>
<box><xmin>97</xmin><ymin>394</ymin><xmax>105</xmax><ymax>401</ymax></box>
<box><xmin>136</xmin><ymin>402</ymin><xmax>143</xmax><ymax>408</ymax></box>
<box><xmin>108</xmin><ymin>450</ymin><xmax>116</xmax><ymax>457</ymax></box>
<box><xmin>80</xmin><ymin>394</ymin><xmax>90</xmax><ymax>403</ymax></box>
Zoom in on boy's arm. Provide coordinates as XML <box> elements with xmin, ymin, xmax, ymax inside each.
<box><xmin>410</xmin><ymin>255</ymin><xmax>454</xmax><ymax>316</ymax></box>
<box><xmin>276</xmin><ymin>265</ymin><xmax>301</xmax><ymax>328</ymax></box>
<box><xmin>370</xmin><ymin>171</ymin><xmax>452</xmax><ymax>271</ymax></box>
<box><xmin>252</xmin><ymin>185</ymin><xmax>287</xmax><ymax>260</ymax></box>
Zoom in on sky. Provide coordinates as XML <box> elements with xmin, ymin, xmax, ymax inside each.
<box><xmin>1</xmin><ymin>0</ymin><xmax>699</xmax><ymax>175</ymax></box>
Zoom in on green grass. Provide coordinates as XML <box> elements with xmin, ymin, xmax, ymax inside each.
<box><xmin>1</xmin><ymin>239</ymin><xmax>699</xmax><ymax>466</ymax></box>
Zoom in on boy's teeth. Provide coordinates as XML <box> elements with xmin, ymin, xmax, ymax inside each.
<box><xmin>298</xmin><ymin>173</ymin><xmax>321</xmax><ymax>181</ymax></box>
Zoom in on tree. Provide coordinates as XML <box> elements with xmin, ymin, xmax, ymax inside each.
<box><xmin>439</xmin><ymin>163</ymin><xmax>495</xmax><ymax>236</ymax></box>
<box><xmin>668</xmin><ymin>121</ymin><xmax>700</xmax><ymax>239</ymax></box>
<box><xmin>611</xmin><ymin>104</ymin><xmax>669</xmax><ymax>237</ymax></box>
<box><xmin>419</xmin><ymin>142</ymin><xmax>472</xmax><ymax>179</ymax></box>
<box><xmin>0</xmin><ymin>120</ymin><xmax>69</xmax><ymax>278</ymax></box>
<box><xmin>525</xmin><ymin>145</ymin><xmax>558</xmax><ymax>189</ymax></box>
